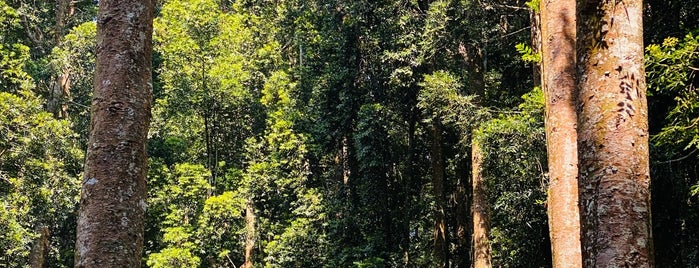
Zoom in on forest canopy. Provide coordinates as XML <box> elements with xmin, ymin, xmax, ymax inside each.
<box><xmin>0</xmin><ymin>0</ymin><xmax>697</xmax><ymax>267</ymax></box>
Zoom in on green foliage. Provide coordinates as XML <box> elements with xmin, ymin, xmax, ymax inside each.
<box><xmin>7</xmin><ymin>0</ymin><xmax>695</xmax><ymax>266</ymax></box>
<box><xmin>147</xmin><ymin>163</ymin><xmax>246</xmax><ymax>267</ymax></box>
<box><xmin>147</xmin><ymin>246</ymin><xmax>201</xmax><ymax>268</ymax></box>
<box><xmin>0</xmin><ymin>90</ymin><xmax>83</xmax><ymax>267</ymax></box>
<box><xmin>49</xmin><ymin>21</ymin><xmax>96</xmax><ymax>144</ymax></box>
<box><xmin>525</xmin><ymin>0</ymin><xmax>541</xmax><ymax>12</ymax></box>
<box><xmin>241</xmin><ymin>70</ymin><xmax>326</xmax><ymax>267</ymax></box>
<box><xmin>515</xmin><ymin>43</ymin><xmax>541</xmax><ymax>64</ymax></box>
<box><xmin>151</xmin><ymin>0</ymin><xmax>260</xmax><ymax>177</ymax></box>
<box><xmin>646</xmin><ymin>33</ymin><xmax>699</xmax><ymax>151</ymax></box>
<box><xmin>475</xmin><ymin>88</ymin><xmax>550</xmax><ymax>267</ymax></box>
<box><xmin>0</xmin><ymin>1</ymin><xmax>32</xmax><ymax>93</ymax></box>
<box><xmin>418</xmin><ymin>70</ymin><xmax>484</xmax><ymax>144</ymax></box>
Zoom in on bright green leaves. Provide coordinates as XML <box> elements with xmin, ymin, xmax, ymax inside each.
<box><xmin>147</xmin><ymin>246</ymin><xmax>202</xmax><ymax>268</ymax></box>
<box><xmin>418</xmin><ymin>70</ymin><xmax>481</xmax><ymax>127</ymax></box>
<box><xmin>419</xmin><ymin>0</ymin><xmax>450</xmax><ymax>63</ymax></box>
<box><xmin>147</xmin><ymin>163</ymin><xmax>246</xmax><ymax>267</ymax></box>
<box><xmin>474</xmin><ymin>88</ymin><xmax>548</xmax><ymax>267</ymax></box>
<box><xmin>239</xmin><ymin>70</ymin><xmax>323</xmax><ymax>267</ymax></box>
<box><xmin>0</xmin><ymin>90</ymin><xmax>83</xmax><ymax>266</ymax></box>
<box><xmin>515</xmin><ymin>43</ymin><xmax>541</xmax><ymax>64</ymax></box>
<box><xmin>0</xmin><ymin>1</ymin><xmax>29</xmax><ymax>92</ymax></box>
<box><xmin>646</xmin><ymin>33</ymin><xmax>699</xmax><ymax>151</ymax></box>
<box><xmin>151</xmin><ymin>0</ymin><xmax>259</xmax><ymax>176</ymax></box>
<box><xmin>0</xmin><ymin>3</ymin><xmax>34</xmax><ymax>93</ymax></box>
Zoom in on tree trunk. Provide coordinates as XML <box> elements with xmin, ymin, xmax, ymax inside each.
<box><xmin>74</xmin><ymin>0</ymin><xmax>154</xmax><ymax>266</ymax></box>
<box><xmin>28</xmin><ymin>226</ymin><xmax>50</xmax><ymax>268</ymax></box>
<box><xmin>471</xmin><ymin>138</ymin><xmax>491</xmax><ymax>268</ymax></box>
<box><xmin>540</xmin><ymin>0</ymin><xmax>583</xmax><ymax>267</ymax></box>
<box><xmin>453</xmin><ymin>159</ymin><xmax>471</xmax><ymax>268</ymax></box>
<box><xmin>242</xmin><ymin>201</ymin><xmax>256</xmax><ymax>268</ymax></box>
<box><xmin>576</xmin><ymin>0</ymin><xmax>653</xmax><ymax>265</ymax></box>
<box><xmin>431</xmin><ymin>122</ymin><xmax>448</xmax><ymax>267</ymax></box>
<box><xmin>49</xmin><ymin>0</ymin><xmax>73</xmax><ymax>119</ymax></box>
<box><xmin>530</xmin><ymin>6</ymin><xmax>542</xmax><ymax>88</ymax></box>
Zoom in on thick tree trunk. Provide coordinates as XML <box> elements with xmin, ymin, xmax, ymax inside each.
<box><xmin>242</xmin><ymin>201</ymin><xmax>256</xmax><ymax>268</ymax></box>
<box><xmin>576</xmin><ymin>0</ymin><xmax>653</xmax><ymax>265</ymax></box>
<box><xmin>540</xmin><ymin>0</ymin><xmax>583</xmax><ymax>267</ymax></box>
<box><xmin>74</xmin><ymin>0</ymin><xmax>154</xmax><ymax>266</ymax></box>
<box><xmin>431</xmin><ymin>123</ymin><xmax>448</xmax><ymax>267</ymax></box>
<box><xmin>471</xmin><ymin>138</ymin><xmax>491</xmax><ymax>268</ymax></box>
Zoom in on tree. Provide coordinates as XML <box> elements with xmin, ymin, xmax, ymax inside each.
<box><xmin>74</xmin><ymin>0</ymin><xmax>154</xmax><ymax>266</ymax></box>
<box><xmin>539</xmin><ymin>0</ymin><xmax>583</xmax><ymax>266</ymax></box>
<box><xmin>471</xmin><ymin>136</ymin><xmax>491</xmax><ymax>268</ymax></box>
<box><xmin>576</xmin><ymin>0</ymin><xmax>653</xmax><ymax>265</ymax></box>
<box><xmin>0</xmin><ymin>90</ymin><xmax>84</xmax><ymax>267</ymax></box>
<box><xmin>645</xmin><ymin>33</ymin><xmax>699</xmax><ymax>267</ymax></box>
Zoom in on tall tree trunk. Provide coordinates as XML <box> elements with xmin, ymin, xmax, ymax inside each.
<box><xmin>471</xmin><ymin>138</ymin><xmax>491</xmax><ymax>268</ymax></box>
<box><xmin>540</xmin><ymin>0</ymin><xmax>583</xmax><ymax>267</ymax></box>
<box><xmin>28</xmin><ymin>226</ymin><xmax>50</xmax><ymax>268</ymax></box>
<box><xmin>530</xmin><ymin>6</ymin><xmax>542</xmax><ymax>87</ymax></box>
<box><xmin>453</xmin><ymin>158</ymin><xmax>471</xmax><ymax>268</ymax></box>
<box><xmin>74</xmin><ymin>0</ymin><xmax>154</xmax><ymax>266</ymax></box>
<box><xmin>576</xmin><ymin>0</ymin><xmax>653</xmax><ymax>265</ymax></box>
<box><xmin>242</xmin><ymin>201</ymin><xmax>256</xmax><ymax>268</ymax></box>
<box><xmin>431</xmin><ymin>122</ymin><xmax>448</xmax><ymax>267</ymax></box>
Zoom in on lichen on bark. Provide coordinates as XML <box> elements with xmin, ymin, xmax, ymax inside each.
<box><xmin>74</xmin><ymin>0</ymin><xmax>154</xmax><ymax>267</ymax></box>
<box><xmin>576</xmin><ymin>0</ymin><xmax>653</xmax><ymax>266</ymax></box>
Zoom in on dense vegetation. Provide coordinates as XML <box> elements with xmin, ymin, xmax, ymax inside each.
<box><xmin>1</xmin><ymin>0</ymin><xmax>697</xmax><ymax>267</ymax></box>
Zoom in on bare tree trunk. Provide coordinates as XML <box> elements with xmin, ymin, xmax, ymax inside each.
<box><xmin>431</xmin><ymin>123</ymin><xmax>448</xmax><ymax>267</ymax></box>
<box><xmin>242</xmin><ymin>201</ymin><xmax>256</xmax><ymax>268</ymax></box>
<box><xmin>540</xmin><ymin>0</ymin><xmax>583</xmax><ymax>267</ymax></box>
<box><xmin>74</xmin><ymin>0</ymin><xmax>154</xmax><ymax>266</ymax></box>
<box><xmin>576</xmin><ymin>0</ymin><xmax>653</xmax><ymax>265</ymax></box>
<box><xmin>471</xmin><ymin>138</ymin><xmax>491</xmax><ymax>268</ymax></box>
<box><xmin>453</xmin><ymin>159</ymin><xmax>471</xmax><ymax>268</ymax></box>
<box><xmin>530</xmin><ymin>6</ymin><xmax>542</xmax><ymax>88</ymax></box>
<box><xmin>28</xmin><ymin>226</ymin><xmax>50</xmax><ymax>268</ymax></box>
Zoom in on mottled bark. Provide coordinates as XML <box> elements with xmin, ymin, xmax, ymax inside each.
<box><xmin>342</xmin><ymin>136</ymin><xmax>352</xmax><ymax>185</ymax></box>
<box><xmin>431</xmin><ymin>123</ymin><xmax>448</xmax><ymax>267</ymax></box>
<box><xmin>540</xmin><ymin>0</ymin><xmax>583</xmax><ymax>267</ymax></box>
<box><xmin>28</xmin><ymin>226</ymin><xmax>50</xmax><ymax>268</ymax></box>
<box><xmin>74</xmin><ymin>0</ymin><xmax>154</xmax><ymax>266</ymax></box>
<box><xmin>49</xmin><ymin>0</ymin><xmax>73</xmax><ymax>119</ymax></box>
<box><xmin>576</xmin><ymin>0</ymin><xmax>653</xmax><ymax>265</ymax></box>
<box><xmin>452</xmin><ymin>160</ymin><xmax>471</xmax><ymax>268</ymax></box>
<box><xmin>530</xmin><ymin>7</ymin><xmax>542</xmax><ymax>87</ymax></box>
<box><xmin>242</xmin><ymin>201</ymin><xmax>256</xmax><ymax>268</ymax></box>
<box><xmin>472</xmin><ymin>139</ymin><xmax>491</xmax><ymax>268</ymax></box>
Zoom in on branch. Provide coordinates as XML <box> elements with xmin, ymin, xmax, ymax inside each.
<box><xmin>492</xmin><ymin>3</ymin><xmax>529</xmax><ymax>11</ymax></box>
<box><xmin>656</xmin><ymin>148</ymin><xmax>698</xmax><ymax>164</ymax></box>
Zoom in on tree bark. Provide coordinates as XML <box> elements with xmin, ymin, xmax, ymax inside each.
<box><xmin>540</xmin><ymin>0</ymin><xmax>583</xmax><ymax>267</ymax></box>
<box><xmin>28</xmin><ymin>226</ymin><xmax>50</xmax><ymax>268</ymax></box>
<box><xmin>242</xmin><ymin>201</ymin><xmax>256</xmax><ymax>268</ymax></box>
<box><xmin>431</xmin><ymin>123</ymin><xmax>448</xmax><ymax>267</ymax></box>
<box><xmin>530</xmin><ymin>6</ymin><xmax>542</xmax><ymax>88</ymax></box>
<box><xmin>576</xmin><ymin>0</ymin><xmax>653</xmax><ymax>265</ymax></box>
<box><xmin>452</xmin><ymin>159</ymin><xmax>471</xmax><ymax>268</ymax></box>
<box><xmin>471</xmin><ymin>138</ymin><xmax>491</xmax><ymax>268</ymax></box>
<box><xmin>74</xmin><ymin>0</ymin><xmax>154</xmax><ymax>266</ymax></box>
